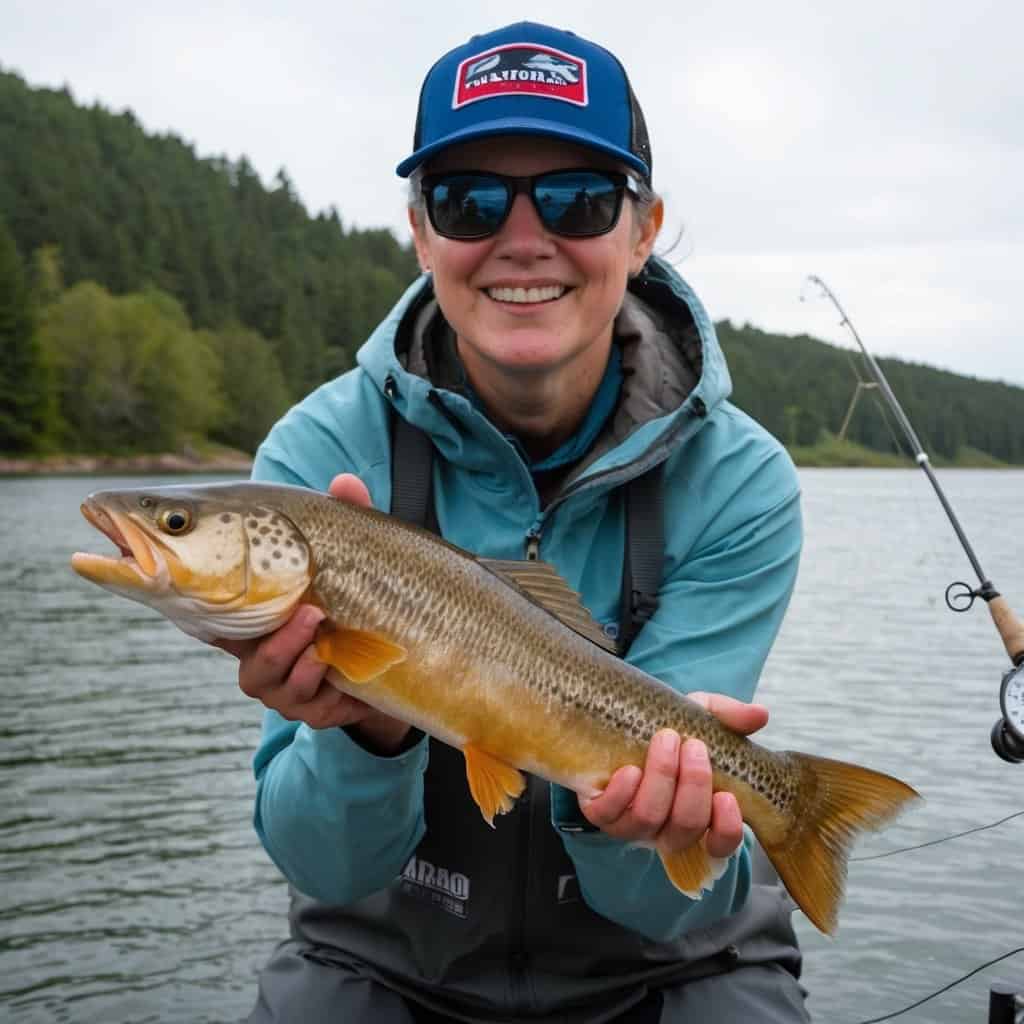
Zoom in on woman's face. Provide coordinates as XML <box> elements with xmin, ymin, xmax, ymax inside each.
<box><xmin>409</xmin><ymin>136</ymin><xmax>661</xmax><ymax>382</ymax></box>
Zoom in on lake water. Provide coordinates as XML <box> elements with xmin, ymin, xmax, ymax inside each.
<box><xmin>1</xmin><ymin>470</ymin><xmax>1022</xmax><ymax>1023</ymax></box>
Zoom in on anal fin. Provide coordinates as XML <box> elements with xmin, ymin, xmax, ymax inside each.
<box><xmin>314</xmin><ymin>626</ymin><xmax>407</xmax><ymax>683</ymax></box>
<box><xmin>657</xmin><ymin>838</ymin><xmax>730</xmax><ymax>899</ymax></box>
<box><xmin>463</xmin><ymin>743</ymin><xmax>526</xmax><ymax>827</ymax></box>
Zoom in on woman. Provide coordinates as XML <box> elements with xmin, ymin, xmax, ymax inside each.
<box><xmin>231</xmin><ymin>22</ymin><xmax>808</xmax><ymax>1023</ymax></box>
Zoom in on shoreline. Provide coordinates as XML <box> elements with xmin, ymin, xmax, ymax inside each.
<box><xmin>0</xmin><ymin>452</ymin><xmax>253</xmax><ymax>477</ymax></box>
<box><xmin>1</xmin><ymin>449</ymin><xmax>1016</xmax><ymax>477</ymax></box>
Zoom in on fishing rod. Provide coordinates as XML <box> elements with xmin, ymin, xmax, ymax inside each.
<box><xmin>803</xmin><ymin>275</ymin><xmax>1024</xmax><ymax>764</ymax></box>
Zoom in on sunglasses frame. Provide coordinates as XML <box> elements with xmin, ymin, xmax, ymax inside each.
<box><xmin>419</xmin><ymin>167</ymin><xmax>642</xmax><ymax>241</ymax></box>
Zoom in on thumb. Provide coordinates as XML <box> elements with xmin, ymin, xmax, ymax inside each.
<box><xmin>328</xmin><ymin>473</ymin><xmax>372</xmax><ymax>508</ymax></box>
<box><xmin>688</xmin><ymin>691</ymin><xmax>769</xmax><ymax>736</ymax></box>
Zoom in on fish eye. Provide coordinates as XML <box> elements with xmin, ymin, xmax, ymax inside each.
<box><xmin>159</xmin><ymin>508</ymin><xmax>193</xmax><ymax>535</ymax></box>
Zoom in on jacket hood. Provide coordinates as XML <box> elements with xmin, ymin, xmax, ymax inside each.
<box><xmin>355</xmin><ymin>255</ymin><xmax>732</xmax><ymax>481</ymax></box>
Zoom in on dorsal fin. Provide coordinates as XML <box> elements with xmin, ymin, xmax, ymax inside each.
<box><xmin>479</xmin><ymin>558</ymin><xmax>619</xmax><ymax>654</ymax></box>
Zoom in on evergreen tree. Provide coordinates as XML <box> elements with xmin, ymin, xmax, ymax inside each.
<box><xmin>0</xmin><ymin>218</ymin><xmax>54</xmax><ymax>452</ymax></box>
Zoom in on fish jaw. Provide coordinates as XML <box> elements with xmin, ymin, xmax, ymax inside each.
<box><xmin>71</xmin><ymin>491</ymin><xmax>313</xmax><ymax>644</ymax></box>
<box><xmin>71</xmin><ymin>500</ymin><xmax>168</xmax><ymax>595</ymax></box>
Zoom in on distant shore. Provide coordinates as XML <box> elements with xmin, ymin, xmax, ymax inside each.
<box><xmin>0</xmin><ymin>450</ymin><xmax>253</xmax><ymax>477</ymax></box>
<box><xmin>1</xmin><ymin>437</ymin><xmax>1016</xmax><ymax>476</ymax></box>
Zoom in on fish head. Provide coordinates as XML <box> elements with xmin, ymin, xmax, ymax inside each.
<box><xmin>71</xmin><ymin>484</ymin><xmax>314</xmax><ymax>642</ymax></box>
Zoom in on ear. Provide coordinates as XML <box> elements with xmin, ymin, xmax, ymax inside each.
<box><xmin>408</xmin><ymin>207</ymin><xmax>432</xmax><ymax>273</ymax></box>
<box><xmin>629</xmin><ymin>198</ymin><xmax>664</xmax><ymax>277</ymax></box>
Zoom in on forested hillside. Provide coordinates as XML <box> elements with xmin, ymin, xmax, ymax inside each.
<box><xmin>1</xmin><ymin>67</ymin><xmax>1021</xmax><ymax>464</ymax></box>
<box><xmin>719</xmin><ymin>323</ymin><xmax>1024</xmax><ymax>464</ymax></box>
<box><xmin>0</xmin><ymin>67</ymin><xmax>418</xmax><ymax>407</ymax></box>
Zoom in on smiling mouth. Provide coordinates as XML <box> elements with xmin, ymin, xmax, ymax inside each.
<box><xmin>485</xmin><ymin>284</ymin><xmax>569</xmax><ymax>305</ymax></box>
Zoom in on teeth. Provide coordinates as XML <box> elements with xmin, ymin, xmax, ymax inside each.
<box><xmin>487</xmin><ymin>285</ymin><xmax>566</xmax><ymax>304</ymax></box>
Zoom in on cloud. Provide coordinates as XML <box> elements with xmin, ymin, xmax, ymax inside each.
<box><xmin>3</xmin><ymin>0</ymin><xmax>1022</xmax><ymax>383</ymax></box>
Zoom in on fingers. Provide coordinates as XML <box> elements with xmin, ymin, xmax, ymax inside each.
<box><xmin>657</xmin><ymin>737</ymin><xmax>713</xmax><ymax>852</ymax></box>
<box><xmin>584</xmin><ymin>730</ymin><xmax>706</xmax><ymax>846</ymax></box>
<box><xmin>581</xmin><ymin>730</ymin><xmax>746</xmax><ymax>863</ymax></box>
<box><xmin>626</xmin><ymin>730</ymin><xmax>688</xmax><ymax>840</ymax></box>
<box><xmin>688</xmin><ymin>691</ymin><xmax>769</xmax><ymax>735</ymax></box>
<box><xmin>328</xmin><ymin>473</ymin><xmax>372</xmax><ymax>507</ymax></box>
<box><xmin>236</xmin><ymin>605</ymin><xmax>325</xmax><ymax>702</ymax></box>
<box><xmin>705</xmin><ymin>791</ymin><xmax>745</xmax><ymax>860</ymax></box>
<box><xmin>580</xmin><ymin>765</ymin><xmax>643</xmax><ymax>828</ymax></box>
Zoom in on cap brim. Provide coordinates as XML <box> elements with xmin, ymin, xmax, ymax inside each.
<box><xmin>396</xmin><ymin>117</ymin><xmax>650</xmax><ymax>180</ymax></box>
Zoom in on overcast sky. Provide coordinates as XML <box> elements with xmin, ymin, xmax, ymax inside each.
<box><xmin>5</xmin><ymin>0</ymin><xmax>1023</xmax><ymax>386</ymax></box>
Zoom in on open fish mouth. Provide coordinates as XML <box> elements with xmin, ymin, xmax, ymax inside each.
<box><xmin>71</xmin><ymin>500</ymin><xmax>165</xmax><ymax>589</ymax></box>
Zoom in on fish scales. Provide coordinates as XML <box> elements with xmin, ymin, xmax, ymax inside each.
<box><xmin>298</xmin><ymin>498</ymin><xmax>811</xmax><ymax>819</ymax></box>
<box><xmin>70</xmin><ymin>481</ymin><xmax>920</xmax><ymax>935</ymax></box>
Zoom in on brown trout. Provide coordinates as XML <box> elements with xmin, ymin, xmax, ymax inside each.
<box><xmin>71</xmin><ymin>481</ymin><xmax>919</xmax><ymax>934</ymax></box>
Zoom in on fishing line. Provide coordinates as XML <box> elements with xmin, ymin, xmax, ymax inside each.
<box><xmin>851</xmin><ymin>809</ymin><xmax>1024</xmax><ymax>861</ymax></box>
<box><xmin>851</xmin><ymin>947</ymin><xmax>1024</xmax><ymax>1024</ymax></box>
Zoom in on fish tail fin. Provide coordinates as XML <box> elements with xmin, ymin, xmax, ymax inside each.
<box><xmin>756</xmin><ymin>754</ymin><xmax>920</xmax><ymax>935</ymax></box>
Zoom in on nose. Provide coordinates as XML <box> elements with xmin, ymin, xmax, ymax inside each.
<box><xmin>492</xmin><ymin>193</ymin><xmax>556</xmax><ymax>262</ymax></box>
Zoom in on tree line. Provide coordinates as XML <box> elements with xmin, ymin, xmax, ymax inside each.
<box><xmin>0</xmin><ymin>66</ymin><xmax>419</xmax><ymax>425</ymax></box>
<box><xmin>718</xmin><ymin>322</ymin><xmax>1024</xmax><ymax>464</ymax></box>
<box><xmin>1</xmin><ymin>66</ymin><xmax>1021</xmax><ymax>463</ymax></box>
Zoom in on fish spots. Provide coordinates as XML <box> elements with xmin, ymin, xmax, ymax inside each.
<box><xmin>273</xmin><ymin>550</ymin><xmax>282</xmax><ymax>559</ymax></box>
<box><xmin>248</xmin><ymin>519</ymin><xmax>259</xmax><ymax>530</ymax></box>
<box><xmin>220</xmin><ymin>513</ymin><xmax>232</xmax><ymax>524</ymax></box>
<box><xmin>252</xmin><ymin>537</ymin><xmax>261</xmax><ymax>547</ymax></box>
<box><xmin>261</xmin><ymin>559</ymin><xmax>271</xmax><ymax>571</ymax></box>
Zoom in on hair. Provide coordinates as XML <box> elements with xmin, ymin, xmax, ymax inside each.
<box><xmin>407</xmin><ymin>163</ymin><xmax>662</xmax><ymax>243</ymax></box>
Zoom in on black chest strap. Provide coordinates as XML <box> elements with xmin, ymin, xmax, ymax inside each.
<box><xmin>389</xmin><ymin>411</ymin><xmax>663</xmax><ymax>654</ymax></box>
<box><xmin>390</xmin><ymin>406</ymin><xmax>439</xmax><ymax>534</ymax></box>
<box><xmin>617</xmin><ymin>461</ymin><xmax>665</xmax><ymax>652</ymax></box>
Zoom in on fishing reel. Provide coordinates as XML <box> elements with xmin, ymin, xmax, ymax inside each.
<box><xmin>992</xmin><ymin>662</ymin><xmax>1024</xmax><ymax>765</ymax></box>
<box><xmin>949</xmin><ymin>583</ymin><xmax>1024</xmax><ymax>765</ymax></box>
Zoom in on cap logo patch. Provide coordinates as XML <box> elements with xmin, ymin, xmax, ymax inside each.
<box><xmin>453</xmin><ymin>43</ymin><xmax>588</xmax><ymax>109</ymax></box>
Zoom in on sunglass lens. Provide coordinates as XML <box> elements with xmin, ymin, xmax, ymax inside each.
<box><xmin>534</xmin><ymin>172</ymin><xmax>620</xmax><ymax>236</ymax></box>
<box><xmin>430</xmin><ymin>175</ymin><xmax>509</xmax><ymax>238</ymax></box>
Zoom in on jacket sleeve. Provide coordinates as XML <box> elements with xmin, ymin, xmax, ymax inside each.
<box><xmin>556</xmin><ymin>431</ymin><xmax>803</xmax><ymax>942</ymax></box>
<box><xmin>248</xmin><ymin>447</ymin><xmax>429</xmax><ymax>904</ymax></box>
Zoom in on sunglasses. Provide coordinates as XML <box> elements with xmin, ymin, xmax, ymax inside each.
<box><xmin>420</xmin><ymin>168</ymin><xmax>641</xmax><ymax>240</ymax></box>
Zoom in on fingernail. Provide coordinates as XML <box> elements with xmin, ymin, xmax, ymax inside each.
<box><xmin>684</xmin><ymin>739</ymin><xmax>708</xmax><ymax>764</ymax></box>
<box><xmin>299</xmin><ymin>606</ymin><xmax>325</xmax><ymax>630</ymax></box>
<box><xmin>659</xmin><ymin>730</ymin><xmax>680</xmax><ymax>756</ymax></box>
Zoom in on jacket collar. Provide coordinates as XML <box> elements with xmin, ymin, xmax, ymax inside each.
<box><xmin>355</xmin><ymin>256</ymin><xmax>732</xmax><ymax>478</ymax></box>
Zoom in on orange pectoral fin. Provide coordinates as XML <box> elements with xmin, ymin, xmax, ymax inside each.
<box><xmin>463</xmin><ymin>744</ymin><xmax>526</xmax><ymax>827</ymax></box>
<box><xmin>657</xmin><ymin>838</ymin><xmax>729</xmax><ymax>899</ymax></box>
<box><xmin>314</xmin><ymin>627</ymin><xmax>407</xmax><ymax>683</ymax></box>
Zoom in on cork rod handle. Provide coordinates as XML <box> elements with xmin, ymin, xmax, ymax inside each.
<box><xmin>988</xmin><ymin>595</ymin><xmax>1024</xmax><ymax>665</ymax></box>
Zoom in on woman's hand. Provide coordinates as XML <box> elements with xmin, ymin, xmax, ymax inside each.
<box><xmin>579</xmin><ymin>693</ymin><xmax>769</xmax><ymax>862</ymax></box>
<box><xmin>215</xmin><ymin>473</ymin><xmax>412</xmax><ymax>753</ymax></box>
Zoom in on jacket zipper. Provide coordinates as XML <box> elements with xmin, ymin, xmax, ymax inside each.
<box><xmin>520</xmin><ymin>405</ymin><xmax>700</xmax><ymax>560</ymax></box>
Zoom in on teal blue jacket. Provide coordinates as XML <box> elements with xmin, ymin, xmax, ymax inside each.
<box><xmin>250</xmin><ymin>256</ymin><xmax>802</xmax><ymax>944</ymax></box>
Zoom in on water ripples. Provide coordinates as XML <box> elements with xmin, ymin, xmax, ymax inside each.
<box><xmin>2</xmin><ymin>470</ymin><xmax>1022</xmax><ymax>1022</ymax></box>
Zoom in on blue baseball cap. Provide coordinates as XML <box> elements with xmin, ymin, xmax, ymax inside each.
<box><xmin>396</xmin><ymin>22</ymin><xmax>652</xmax><ymax>183</ymax></box>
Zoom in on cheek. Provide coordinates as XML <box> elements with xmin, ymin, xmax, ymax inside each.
<box><xmin>567</xmin><ymin>239</ymin><xmax>631</xmax><ymax>296</ymax></box>
<box><xmin>428</xmin><ymin>239</ymin><xmax>490</xmax><ymax>297</ymax></box>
